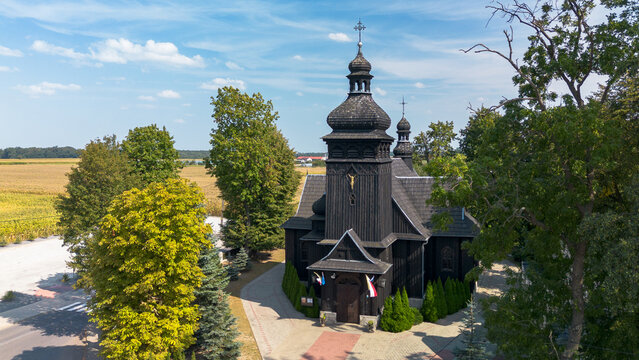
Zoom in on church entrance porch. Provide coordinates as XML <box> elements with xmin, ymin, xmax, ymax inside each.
<box><xmin>336</xmin><ymin>276</ymin><xmax>360</xmax><ymax>323</ymax></box>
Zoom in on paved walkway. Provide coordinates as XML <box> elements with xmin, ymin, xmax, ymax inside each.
<box><xmin>241</xmin><ymin>261</ymin><xmax>515</xmax><ymax>360</ymax></box>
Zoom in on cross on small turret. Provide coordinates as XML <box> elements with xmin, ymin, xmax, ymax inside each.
<box><xmin>400</xmin><ymin>96</ymin><xmax>407</xmax><ymax>117</ymax></box>
<box><xmin>354</xmin><ymin>19</ymin><xmax>366</xmax><ymax>44</ymax></box>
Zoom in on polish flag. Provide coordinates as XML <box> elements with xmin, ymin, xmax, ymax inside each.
<box><xmin>365</xmin><ymin>275</ymin><xmax>377</xmax><ymax>297</ymax></box>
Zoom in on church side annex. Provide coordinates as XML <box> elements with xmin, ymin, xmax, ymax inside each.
<box><xmin>282</xmin><ymin>26</ymin><xmax>479</xmax><ymax>325</ymax></box>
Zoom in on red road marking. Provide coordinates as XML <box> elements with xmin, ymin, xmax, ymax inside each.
<box><xmin>33</xmin><ymin>288</ymin><xmax>56</xmax><ymax>298</ymax></box>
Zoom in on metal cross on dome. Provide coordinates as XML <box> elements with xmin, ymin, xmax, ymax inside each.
<box><xmin>354</xmin><ymin>19</ymin><xmax>366</xmax><ymax>44</ymax></box>
<box><xmin>400</xmin><ymin>96</ymin><xmax>407</xmax><ymax>117</ymax></box>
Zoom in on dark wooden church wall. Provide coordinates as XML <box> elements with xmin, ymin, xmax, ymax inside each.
<box><xmin>424</xmin><ymin>236</ymin><xmax>475</xmax><ymax>286</ymax></box>
<box><xmin>391</xmin><ymin>202</ymin><xmax>419</xmax><ymax>234</ymax></box>
<box><xmin>285</xmin><ymin>229</ymin><xmax>295</xmax><ymax>264</ymax></box>
<box><xmin>391</xmin><ymin>240</ymin><xmax>423</xmax><ymax>298</ymax></box>
<box><xmin>325</xmin><ymin>162</ymin><xmax>392</xmax><ymax>243</ymax></box>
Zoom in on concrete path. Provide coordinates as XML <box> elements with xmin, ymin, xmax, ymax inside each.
<box><xmin>241</xmin><ymin>261</ymin><xmax>515</xmax><ymax>360</ymax></box>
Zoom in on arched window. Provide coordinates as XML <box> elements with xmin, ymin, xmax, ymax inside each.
<box><xmin>441</xmin><ymin>246</ymin><xmax>454</xmax><ymax>272</ymax></box>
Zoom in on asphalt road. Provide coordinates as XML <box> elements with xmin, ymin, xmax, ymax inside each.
<box><xmin>0</xmin><ymin>311</ymin><xmax>92</xmax><ymax>360</ymax></box>
<box><xmin>0</xmin><ymin>237</ymin><xmax>97</xmax><ymax>359</ymax></box>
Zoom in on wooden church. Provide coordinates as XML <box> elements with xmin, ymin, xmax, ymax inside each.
<box><xmin>282</xmin><ymin>38</ymin><xmax>478</xmax><ymax>325</ymax></box>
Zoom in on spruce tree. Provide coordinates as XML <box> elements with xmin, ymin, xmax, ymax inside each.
<box><xmin>234</xmin><ymin>247</ymin><xmax>249</xmax><ymax>273</ymax></box>
<box><xmin>454</xmin><ymin>295</ymin><xmax>488</xmax><ymax>360</ymax></box>
<box><xmin>421</xmin><ymin>282</ymin><xmax>438</xmax><ymax>322</ymax></box>
<box><xmin>436</xmin><ymin>278</ymin><xmax>448</xmax><ymax>318</ymax></box>
<box><xmin>195</xmin><ymin>247</ymin><xmax>240</xmax><ymax>360</ymax></box>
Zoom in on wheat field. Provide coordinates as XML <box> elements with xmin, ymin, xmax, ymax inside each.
<box><xmin>0</xmin><ymin>160</ymin><xmax>325</xmax><ymax>245</ymax></box>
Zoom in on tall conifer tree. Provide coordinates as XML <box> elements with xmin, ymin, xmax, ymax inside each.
<box><xmin>195</xmin><ymin>247</ymin><xmax>240</xmax><ymax>360</ymax></box>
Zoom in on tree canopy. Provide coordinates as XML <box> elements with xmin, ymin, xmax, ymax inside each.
<box><xmin>206</xmin><ymin>87</ymin><xmax>300</xmax><ymax>252</ymax></box>
<box><xmin>428</xmin><ymin>1</ymin><xmax>639</xmax><ymax>358</ymax></box>
<box><xmin>121</xmin><ymin>124</ymin><xmax>182</xmax><ymax>186</ymax></box>
<box><xmin>86</xmin><ymin>179</ymin><xmax>210</xmax><ymax>359</ymax></box>
<box><xmin>56</xmin><ymin>135</ymin><xmax>138</xmax><ymax>285</ymax></box>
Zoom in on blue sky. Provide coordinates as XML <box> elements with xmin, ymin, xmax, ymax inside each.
<box><xmin>0</xmin><ymin>1</ymin><xmax>568</xmax><ymax>152</ymax></box>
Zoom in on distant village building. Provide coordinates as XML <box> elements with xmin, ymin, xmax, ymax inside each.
<box><xmin>282</xmin><ymin>36</ymin><xmax>478</xmax><ymax>325</ymax></box>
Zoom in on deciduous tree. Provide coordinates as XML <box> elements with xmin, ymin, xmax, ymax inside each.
<box><xmin>206</xmin><ymin>87</ymin><xmax>300</xmax><ymax>252</ymax></box>
<box><xmin>122</xmin><ymin>124</ymin><xmax>181</xmax><ymax>186</ymax></box>
<box><xmin>86</xmin><ymin>179</ymin><xmax>210</xmax><ymax>359</ymax></box>
<box><xmin>429</xmin><ymin>1</ymin><xmax>639</xmax><ymax>358</ymax></box>
<box><xmin>56</xmin><ymin>135</ymin><xmax>138</xmax><ymax>286</ymax></box>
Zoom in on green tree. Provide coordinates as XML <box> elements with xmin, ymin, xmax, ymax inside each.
<box><xmin>425</xmin><ymin>120</ymin><xmax>456</xmax><ymax>160</ymax></box>
<box><xmin>445</xmin><ymin>278</ymin><xmax>456</xmax><ymax>315</ymax></box>
<box><xmin>421</xmin><ymin>282</ymin><xmax>438</xmax><ymax>322</ymax></box>
<box><xmin>580</xmin><ymin>176</ymin><xmax>639</xmax><ymax>358</ymax></box>
<box><xmin>454</xmin><ymin>295</ymin><xmax>489</xmax><ymax>360</ymax></box>
<box><xmin>307</xmin><ymin>286</ymin><xmax>320</xmax><ymax>318</ymax></box>
<box><xmin>56</xmin><ymin>135</ymin><xmax>138</xmax><ymax>286</ymax></box>
<box><xmin>436</xmin><ymin>278</ymin><xmax>448</xmax><ymax>319</ymax></box>
<box><xmin>233</xmin><ymin>247</ymin><xmax>249</xmax><ymax>273</ymax></box>
<box><xmin>86</xmin><ymin>179</ymin><xmax>210</xmax><ymax>359</ymax></box>
<box><xmin>379</xmin><ymin>295</ymin><xmax>394</xmax><ymax>332</ymax></box>
<box><xmin>121</xmin><ymin>124</ymin><xmax>181</xmax><ymax>186</ymax></box>
<box><xmin>195</xmin><ymin>246</ymin><xmax>240</xmax><ymax>360</ymax></box>
<box><xmin>430</xmin><ymin>2</ymin><xmax>639</xmax><ymax>358</ymax></box>
<box><xmin>459</xmin><ymin>108</ymin><xmax>498</xmax><ymax>162</ymax></box>
<box><xmin>206</xmin><ymin>87</ymin><xmax>300</xmax><ymax>252</ymax></box>
<box><xmin>400</xmin><ymin>287</ymin><xmax>412</xmax><ymax>331</ymax></box>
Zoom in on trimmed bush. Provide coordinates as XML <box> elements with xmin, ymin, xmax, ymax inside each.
<box><xmin>436</xmin><ymin>278</ymin><xmax>448</xmax><ymax>318</ymax></box>
<box><xmin>412</xmin><ymin>307</ymin><xmax>423</xmax><ymax>325</ymax></box>
<box><xmin>307</xmin><ymin>286</ymin><xmax>320</xmax><ymax>318</ymax></box>
<box><xmin>379</xmin><ymin>296</ymin><xmax>394</xmax><ymax>331</ymax></box>
<box><xmin>421</xmin><ymin>282</ymin><xmax>438</xmax><ymax>322</ymax></box>
<box><xmin>445</xmin><ymin>278</ymin><xmax>455</xmax><ymax>314</ymax></box>
<box><xmin>464</xmin><ymin>279</ymin><xmax>471</xmax><ymax>302</ymax></box>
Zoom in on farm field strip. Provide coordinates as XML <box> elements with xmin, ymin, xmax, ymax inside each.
<box><xmin>0</xmin><ymin>160</ymin><xmax>325</xmax><ymax>246</ymax></box>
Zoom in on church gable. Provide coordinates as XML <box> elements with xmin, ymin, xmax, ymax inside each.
<box><xmin>325</xmin><ymin>229</ymin><xmax>374</xmax><ymax>263</ymax></box>
<box><xmin>307</xmin><ymin>229</ymin><xmax>392</xmax><ymax>275</ymax></box>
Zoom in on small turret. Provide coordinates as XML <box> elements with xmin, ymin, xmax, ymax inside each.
<box><xmin>393</xmin><ymin>98</ymin><xmax>414</xmax><ymax>170</ymax></box>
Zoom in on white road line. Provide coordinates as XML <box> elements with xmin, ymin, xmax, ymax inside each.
<box><xmin>56</xmin><ymin>301</ymin><xmax>81</xmax><ymax>311</ymax></box>
<box><xmin>65</xmin><ymin>303</ymin><xmax>86</xmax><ymax>312</ymax></box>
<box><xmin>75</xmin><ymin>305</ymin><xmax>87</xmax><ymax>313</ymax></box>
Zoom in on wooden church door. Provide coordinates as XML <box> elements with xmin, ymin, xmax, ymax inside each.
<box><xmin>336</xmin><ymin>276</ymin><xmax>360</xmax><ymax>323</ymax></box>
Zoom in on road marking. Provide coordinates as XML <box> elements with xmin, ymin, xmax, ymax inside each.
<box><xmin>56</xmin><ymin>302</ymin><xmax>81</xmax><ymax>311</ymax></box>
<box><xmin>75</xmin><ymin>305</ymin><xmax>87</xmax><ymax>313</ymax></box>
<box><xmin>65</xmin><ymin>303</ymin><xmax>86</xmax><ymax>312</ymax></box>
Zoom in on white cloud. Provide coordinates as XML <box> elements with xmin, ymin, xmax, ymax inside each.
<box><xmin>92</xmin><ymin>39</ymin><xmax>204</xmax><ymax>67</ymax></box>
<box><xmin>138</xmin><ymin>95</ymin><xmax>155</xmax><ymax>101</ymax></box>
<box><xmin>0</xmin><ymin>66</ymin><xmax>18</xmax><ymax>72</ymax></box>
<box><xmin>200</xmin><ymin>78</ymin><xmax>246</xmax><ymax>91</ymax></box>
<box><xmin>30</xmin><ymin>38</ymin><xmax>204</xmax><ymax>68</ymax></box>
<box><xmin>292</xmin><ymin>55</ymin><xmax>303</xmax><ymax>61</ymax></box>
<box><xmin>0</xmin><ymin>45</ymin><xmax>23</xmax><ymax>57</ymax></box>
<box><xmin>296</xmin><ymin>91</ymin><xmax>303</xmax><ymax>96</ymax></box>
<box><xmin>16</xmin><ymin>81</ymin><xmax>81</xmax><ymax>97</ymax></box>
<box><xmin>328</xmin><ymin>33</ymin><xmax>351</xmax><ymax>42</ymax></box>
<box><xmin>31</xmin><ymin>40</ymin><xmax>85</xmax><ymax>59</ymax></box>
<box><xmin>414</xmin><ymin>82</ymin><xmax>425</xmax><ymax>88</ymax></box>
<box><xmin>174</xmin><ymin>118</ymin><xmax>185</xmax><ymax>124</ymax></box>
<box><xmin>157</xmin><ymin>89</ymin><xmax>181</xmax><ymax>99</ymax></box>
<box><xmin>374</xmin><ymin>87</ymin><xmax>387</xmax><ymax>96</ymax></box>
<box><xmin>182</xmin><ymin>103</ymin><xmax>191</xmax><ymax>107</ymax></box>
<box><xmin>225</xmin><ymin>61</ymin><xmax>243</xmax><ymax>70</ymax></box>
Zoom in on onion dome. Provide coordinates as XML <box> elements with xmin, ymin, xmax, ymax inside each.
<box><xmin>312</xmin><ymin>194</ymin><xmax>326</xmax><ymax>216</ymax></box>
<box><xmin>397</xmin><ymin>116</ymin><xmax>411</xmax><ymax>131</ymax></box>
<box><xmin>326</xmin><ymin>43</ymin><xmax>391</xmax><ymax>132</ymax></box>
<box><xmin>348</xmin><ymin>46</ymin><xmax>372</xmax><ymax>75</ymax></box>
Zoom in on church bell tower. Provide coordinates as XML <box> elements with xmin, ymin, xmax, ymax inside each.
<box><xmin>323</xmin><ymin>22</ymin><xmax>394</xmax><ymax>243</ymax></box>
